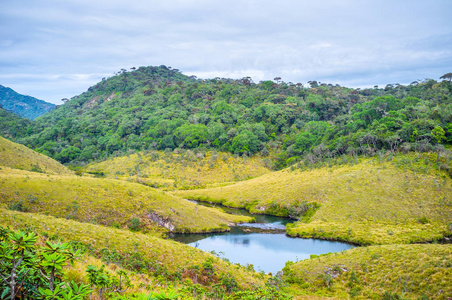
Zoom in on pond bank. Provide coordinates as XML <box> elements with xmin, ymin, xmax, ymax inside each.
<box><xmin>170</xmin><ymin>200</ymin><xmax>354</xmax><ymax>273</ymax></box>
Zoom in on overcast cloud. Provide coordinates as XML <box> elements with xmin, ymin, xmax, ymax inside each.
<box><xmin>1</xmin><ymin>0</ymin><xmax>451</xmax><ymax>104</ymax></box>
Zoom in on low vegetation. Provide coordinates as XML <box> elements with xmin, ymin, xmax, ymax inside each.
<box><xmin>0</xmin><ymin>167</ymin><xmax>251</xmax><ymax>234</ymax></box>
<box><xmin>179</xmin><ymin>153</ymin><xmax>452</xmax><ymax>244</ymax></box>
<box><xmin>85</xmin><ymin>150</ymin><xmax>271</xmax><ymax>190</ymax></box>
<box><xmin>0</xmin><ymin>209</ymin><xmax>293</xmax><ymax>299</ymax></box>
<box><xmin>0</xmin><ymin>135</ymin><xmax>71</xmax><ymax>175</ymax></box>
<box><xmin>284</xmin><ymin>244</ymin><xmax>452</xmax><ymax>299</ymax></box>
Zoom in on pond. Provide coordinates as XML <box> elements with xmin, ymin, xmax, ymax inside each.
<box><xmin>170</xmin><ymin>201</ymin><xmax>354</xmax><ymax>274</ymax></box>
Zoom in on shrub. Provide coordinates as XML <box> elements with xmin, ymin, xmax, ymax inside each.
<box><xmin>128</xmin><ymin>218</ymin><xmax>141</xmax><ymax>231</ymax></box>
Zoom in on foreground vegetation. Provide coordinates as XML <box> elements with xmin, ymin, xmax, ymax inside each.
<box><xmin>284</xmin><ymin>244</ymin><xmax>452</xmax><ymax>299</ymax></box>
<box><xmin>179</xmin><ymin>153</ymin><xmax>452</xmax><ymax>245</ymax></box>
<box><xmin>0</xmin><ymin>209</ymin><xmax>294</xmax><ymax>299</ymax></box>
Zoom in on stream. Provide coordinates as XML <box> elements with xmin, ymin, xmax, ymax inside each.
<box><xmin>169</xmin><ymin>200</ymin><xmax>354</xmax><ymax>274</ymax></box>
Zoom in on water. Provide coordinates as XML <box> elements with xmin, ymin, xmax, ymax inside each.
<box><xmin>171</xmin><ymin>200</ymin><xmax>354</xmax><ymax>274</ymax></box>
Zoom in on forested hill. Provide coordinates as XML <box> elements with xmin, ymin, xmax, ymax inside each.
<box><xmin>0</xmin><ymin>107</ymin><xmax>31</xmax><ymax>139</ymax></box>
<box><xmin>0</xmin><ymin>84</ymin><xmax>55</xmax><ymax>120</ymax></box>
<box><xmin>5</xmin><ymin>65</ymin><xmax>452</xmax><ymax>168</ymax></box>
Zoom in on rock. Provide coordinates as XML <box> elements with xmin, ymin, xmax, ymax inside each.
<box><xmin>146</xmin><ymin>211</ymin><xmax>176</xmax><ymax>232</ymax></box>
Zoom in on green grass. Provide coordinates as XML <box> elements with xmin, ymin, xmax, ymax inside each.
<box><xmin>178</xmin><ymin>154</ymin><xmax>452</xmax><ymax>244</ymax></box>
<box><xmin>0</xmin><ymin>167</ymin><xmax>251</xmax><ymax>234</ymax></box>
<box><xmin>84</xmin><ymin>150</ymin><xmax>271</xmax><ymax>190</ymax></box>
<box><xmin>284</xmin><ymin>244</ymin><xmax>452</xmax><ymax>299</ymax></box>
<box><xmin>0</xmin><ymin>135</ymin><xmax>71</xmax><ymax>175</ymax></box>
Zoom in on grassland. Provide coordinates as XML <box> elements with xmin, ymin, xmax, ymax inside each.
<box><xmin>178</xmin><ymin>154</ymin><xmax>452</xmax><ymax>245</ymax></box>
<box><xmin>284</xmin><ymin>244</ymin><xmax>452</xmax><ymax>300</ymax></box>
<box><xmin>0</xmin><ymin>135</ymin><xmax>71</xmax><ymax>175</ymax></box>
<box><xmin>0</xmin><ymin>167</ymin><xmax>251</xmax><ymax>234</ymax></box>
<box><xmin>84</xmin><ymin>150</ymin><xmax>271</xmax><ymax>190</ymax></box>
<box><xmin>0</xmin><ymin>209</ymin><xmax>267</xmax><ymax>295</ymax></box>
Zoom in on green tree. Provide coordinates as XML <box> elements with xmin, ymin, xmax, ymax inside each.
<box><xmin>231</xmin><ymin>130</ymin><xmax>260</xmax><ymax>154</ymax></box>
<box><xmin>431</xmin><ymin>126</ymin><xmax>446</xmax><ymax>144</ymax></box>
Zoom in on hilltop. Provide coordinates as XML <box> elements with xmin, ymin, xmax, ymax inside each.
<box><xmin>3</xmin><ymin>66</ymin><xmax>450</xmax><ymax>171</ymax></box>
<box><xmin>0</xmin><ymin>84</ymin><xmax>55</xmax><ymax>120</ymax></box>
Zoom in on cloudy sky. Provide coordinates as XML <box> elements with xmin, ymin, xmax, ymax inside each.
<box><xmin>1</xmin><ymin>0</ymin><xmax>451</xmax><ymax>104</ymax></box>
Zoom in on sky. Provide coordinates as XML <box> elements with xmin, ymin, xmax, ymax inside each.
<box><xmin>1</xmin><ymin>0</ymin><xmax>451</xmax><ymax>104</ymax></box>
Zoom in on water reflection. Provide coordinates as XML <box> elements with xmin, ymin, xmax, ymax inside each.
<box><xmin>171</xmin><ymin>227</ymin><xmax>354</xmax><ymax>274</ymax></box>
<box><xmin>181</xmin><ymin>232</ymin><xmax>353</xmax><ymax>274</ymax></box>
<box><xmin>173</xmin><ymin>200</ymin><xmax>354</xmax><ymax>273</ymax></box>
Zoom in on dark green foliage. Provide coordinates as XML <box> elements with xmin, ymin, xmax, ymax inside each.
<box><xmin>86</xmin><ymin>265</ymin><xmax>132</xmax><ymax>299</ymax></box>
<box><xmin>287</xmin><ymin>201</ymin><xmax>320</xmax><ymax>221</ymax></box>
<box><xmin>0</xmin><ymin>107</ymin><xmax>31</xmax><ymax>139</ymax></box>
<box><xmin>3</xmin><ymin>66</ymin><xmax>451</xmax><ymax>169</ymax></box>
<box><xmin>8</xmin><ymin>200</ymin><xmax>27</xmax><ymax>212</ymax></box>
<box><xmin>417</xmin><ymin>217</ymin><xmax>430</xmax><ymax>224</ymax></box>
<box><xmin>128</xmin><ymin>218</ymin><xmax>141</xmax><ymax>231</ymax></box>
<box><xmin>381</xmin><ymin>291</ymin><xmax>403</xmax><ymax>300</ymax></box>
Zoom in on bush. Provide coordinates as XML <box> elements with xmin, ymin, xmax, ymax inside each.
<box><xmin>128</xmin><ymin>217</ymin><xmax>141</xmax><ymax>231</ymax></box>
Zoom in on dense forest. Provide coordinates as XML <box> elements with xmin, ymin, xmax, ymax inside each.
<box><xmin>4</xmin><ymin>66</ymin><xmax>452</xmax><ymax>169</ymax></box>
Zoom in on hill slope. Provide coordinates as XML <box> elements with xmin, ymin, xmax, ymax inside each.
<box><xmin>178</xmin><ymin>154</ymin><xmax>452</xmax><ymax>244</ymax></box>
<box><xmin>0</xmin><ymin>167</ymin><xmax>251</xmax><ymax>233</ymax></box>
<box><xmin>0</xmin><ymin>135</ymin><xmax>71</xmax><ymax>175</ymax></box>
<box><xmin>0</xmin><ymin>209</ymin><xmax>266</xmax><ymax>293</ymax></box>
<box><xmin>284</xmin><ymin>244</ymin><xmax>452</xmax><ymax>299</ymax></box>
<box><xmin>85</xmin><ymin>150</ymin><xmax>271</xmax><ymax>189</ymax></box>
<box><xmin>0</xmin><ymin>107</ymin><xmax>31</xmax><ymax>139</ymax></box>
<box><xmin>0</xmin><ymin>84</ymin><xmax>55</xmax><ymax>119</ymax></box>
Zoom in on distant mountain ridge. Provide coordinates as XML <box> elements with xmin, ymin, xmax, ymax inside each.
<box><xmin>0</xmin><ymin>84</ymin><xmax>55</xmax><ymax>120</ymax></box>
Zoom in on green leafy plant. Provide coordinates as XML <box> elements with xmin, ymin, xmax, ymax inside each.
<box><xmin>0</xmin><ymin>227</ymin><xmax>91</xmax><ymax>299</ymax></box>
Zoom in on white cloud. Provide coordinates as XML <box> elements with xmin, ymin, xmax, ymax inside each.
<box><xmin>0</xmin><ymin>0</ymin><xmax>451</xmax><ymax>104</ymax></box>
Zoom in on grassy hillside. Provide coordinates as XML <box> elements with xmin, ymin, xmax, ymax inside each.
<box><xmin>0</xmin><ymin>135</ymin><xmax>72</xmax><ymax>175</ymax></box>
<box><xmin>178</xmin><ymin>154</ymin><xmax>452</xmax><ymax>244</ymax></box>
<box><xmin>0</xmin><ymin>167</ymin><xmax>251</xmax><ymax>234</ymax></box>
<box><xmin>0</xmin><ymin>209</ymin><xmax>267</xmax><ymax>297</ymax></box>
<box><xmin>85</xmin><ymin>150</ymin><xmax>271</xmax><ymax>189</ymax></box>
<box><xmin>284</xmin><ymin>244</ymin><xmax>452</xmax><ymax>300</ymax></box>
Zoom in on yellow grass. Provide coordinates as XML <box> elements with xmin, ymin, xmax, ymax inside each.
<box><xmin>85</xmin><ymin>150</ymin><xmax>271</xmax><ymax>190</ymax></box>
<box><xmin>285</xmin><ymin>244</ymin><xmax>452</xmax><ymax>299</ymax></box>
<box><xmin>178</xmin><ymin>155</ymin><xmax>452</xmax><ymax>244</ymax></box>
<box><xmin>0</xmin><ymin>135</ymin><xmax>71</xmax><ymax>175</ymax></box>
<box><xmin>0</xmin><ymin>209</ymin><xmax>266</xmax><ymax>290</ymax></box>
<box><xmin>0</xmin><ymin>167</ymin><xmax>251</xmax><ymax>233</ymax></box>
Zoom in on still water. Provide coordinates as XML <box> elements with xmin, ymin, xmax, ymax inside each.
<box><xmin>170</xmin><ymin>201</ymin><xmax>354</xmax><ymax>274</ymax></box>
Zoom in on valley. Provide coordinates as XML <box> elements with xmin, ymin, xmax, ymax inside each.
<box><xmin>0</xmin><ymin>66</ymin><xmax>451</xmax><ymax>299</ymax></box>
